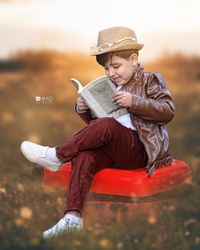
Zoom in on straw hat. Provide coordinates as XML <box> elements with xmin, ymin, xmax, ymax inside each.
<box><xmin>90</xmin><ymin>27</ymin><xmax>144</xmax><ymax>56</ymax></box>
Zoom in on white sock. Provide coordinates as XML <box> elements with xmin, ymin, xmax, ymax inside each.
<box><xmin>46</xmin><ymin>147</ymin><xmax>61</xmax><ymax>164</ymax></box>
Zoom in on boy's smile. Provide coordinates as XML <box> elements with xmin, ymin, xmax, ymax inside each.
<box><xmin>103</xmin><ymin>54</ymin><xmax>138</xmax><ymax>86</ymax></box>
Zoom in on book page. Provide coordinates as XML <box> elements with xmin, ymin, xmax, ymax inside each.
<box><xmin>81</xmin><ymin>76</ymin><xmax>128</xmax><ymax>118</ymax></box>
<box><xmin>70</xmin><ymin>78</ymin><xmax>83</xmax><ymax>94</ymax></box>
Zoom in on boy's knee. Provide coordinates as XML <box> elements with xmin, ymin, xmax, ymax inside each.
<box><xmin>73</xmin><ymin>151</ymin><xmax>98</xmax><ymax>175</ymax></box>
<box><xmin>75</xmin><ymin>151</ymin><xmax>95</xmax><ymax>164</ymax></box>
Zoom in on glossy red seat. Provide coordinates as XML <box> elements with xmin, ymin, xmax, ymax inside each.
<box><xmin>43</xmin><ymin>160</ymin><xmax>191</xmax><ymax>198</ymax></box>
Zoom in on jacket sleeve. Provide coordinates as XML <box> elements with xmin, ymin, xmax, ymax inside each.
<box><xmin>75</xmin><ymin>104</ymin><xmax>96</xmax><ymax>124</ymax></box>
<box><xmin>129</xmin><ymin>73</ymin><xmax>175</xmax><ymax>124</ymax></box>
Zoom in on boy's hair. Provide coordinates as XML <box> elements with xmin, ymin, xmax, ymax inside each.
<box><xmin>96</xmin><ymin>49</ymin><xmax>139</xmax><ymax>66</ymax></box>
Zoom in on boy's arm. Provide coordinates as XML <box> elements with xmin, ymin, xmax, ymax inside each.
<box><xmin>129</xmin><ymin>73</ymin><xmax>175</xmax><ymax>124</ymax></box>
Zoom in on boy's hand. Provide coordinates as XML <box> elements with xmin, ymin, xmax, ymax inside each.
<box><xmin>113</xmin><ymin>91</ymin><xmax>132</xmax><ymax>107</ymax></box>
<box><xmin>77</xmin><ymin>96</ymin><xmax>89</xmax><ymax>111</ymax></box>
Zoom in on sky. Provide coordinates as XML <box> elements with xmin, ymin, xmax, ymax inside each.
<box><xmin>0</xmin><ymin>0</ymin><xmax>200</xmax><ymax>61</ymax></box>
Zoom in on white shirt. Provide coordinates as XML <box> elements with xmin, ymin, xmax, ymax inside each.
<box><xmin>116</xmin><ymin>113</ymin><xmax>136</xmax><ymax>130</ymax></box>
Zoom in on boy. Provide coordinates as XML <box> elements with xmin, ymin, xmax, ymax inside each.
<box><xmin>20</xmin><ymin>27</ymin><xmax>175</xmax><ymax>239</ymax></box>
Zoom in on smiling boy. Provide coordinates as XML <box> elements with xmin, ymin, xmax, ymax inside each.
<box><xmin>21</xmin><ymin>27</ymin><xmax>175</xmax><ymax>239</ymax></box>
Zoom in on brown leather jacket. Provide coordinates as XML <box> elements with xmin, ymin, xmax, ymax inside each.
<box><xmin>77</xmin><ymin>64</ymin><xmax>175</xmax><ymax>176</ymax></box>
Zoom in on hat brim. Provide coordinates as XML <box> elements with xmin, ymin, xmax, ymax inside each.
<box><xmin>90</xmin><ymin>43</ymin><xmax>144</xmax><ymax>56</ymax></box>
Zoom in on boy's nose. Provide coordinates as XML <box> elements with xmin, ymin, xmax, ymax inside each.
<box><xmin>108</xmin><ymin>69</ymin><xmax>116</xmax><ymax>78</ymax></box>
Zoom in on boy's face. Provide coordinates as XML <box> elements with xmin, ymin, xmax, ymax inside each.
<box><xmin>103</xmin><ymin>54</ymin><xmax>138</xmax><ymax>86</ymax></box>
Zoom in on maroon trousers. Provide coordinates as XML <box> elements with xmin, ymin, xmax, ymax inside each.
<box><xmin>56</xmin><ymin>118</ymin><xmax>147</xmax><ymax>215</ymax></box>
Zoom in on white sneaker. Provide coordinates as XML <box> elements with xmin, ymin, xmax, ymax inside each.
<box><xmin>20</xmin><ymin>141</ymin><xmax>61</xmax><ymax>172</ymax></box>
<box><xmin>42</xmin><ymin>214</ymin><xmax>83</xmax><ymax>239</ymax></box>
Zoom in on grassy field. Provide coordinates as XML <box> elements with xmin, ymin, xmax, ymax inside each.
<box><xmin>0</xmin><ymin>50</ymin><xmax>200</xmax><ymax>250</ymax></box>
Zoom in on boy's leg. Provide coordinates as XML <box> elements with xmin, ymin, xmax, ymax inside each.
<box><xmin>65</xmin><ymin>149</ymin><xmax>114</xmax><ymax>215</ymax></box>
<box><xmin>42</xmin><ymin>149</ymin><xmax>113</xmax><ymax>239</ymax></box>
<box><xmin>56</xmin><ymin>117</ymin><xmax>147</xmax><ymax>168</ymax></box>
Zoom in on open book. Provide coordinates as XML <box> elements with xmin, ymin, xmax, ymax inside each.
<box><xmin>71</xmin><ymin>76</ymin><xmax>128</xmax><ymax>119</ymax></box>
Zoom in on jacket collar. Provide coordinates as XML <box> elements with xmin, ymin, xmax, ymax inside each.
<box><xmin>131</xmin><ymin>63</ymin><xmax>144</xmax><ymax>83</ymax></box>
<box><xmin>121</xmin><ymin>63</ymin><xmax>144</xmax><ymax>90</ymax></box>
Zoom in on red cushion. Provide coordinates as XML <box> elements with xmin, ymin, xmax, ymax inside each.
<box><xmin>43</xmin><ymin>160</ymin><xmax>191</xmax><ymax>198</ymax></box>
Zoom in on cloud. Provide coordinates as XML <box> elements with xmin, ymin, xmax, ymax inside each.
<box><xmin>0</xmin><ymin>0</ymin><xmax>199</xmax><ymax>59</ymax></box>
<box><xmin>0</xmin><ymin>0</ymin><xmax>25</xmax><ymax>2</ymax></box>
<box><xmin>0</xmin><ymin>0</ymin><xmax>45</xmax><ymax>3</ymax></box>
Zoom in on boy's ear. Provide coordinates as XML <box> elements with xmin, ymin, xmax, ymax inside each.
<box><xmin>129</xmin><ymin>53</ymin><xmax>138</xmax><ymax>66</ymax></box>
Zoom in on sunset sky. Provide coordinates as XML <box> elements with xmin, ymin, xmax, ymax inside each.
<box><xmin>0</xmin><ymin>0</ymin><xmax>200</xmax><ymax>61</ymax></box>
